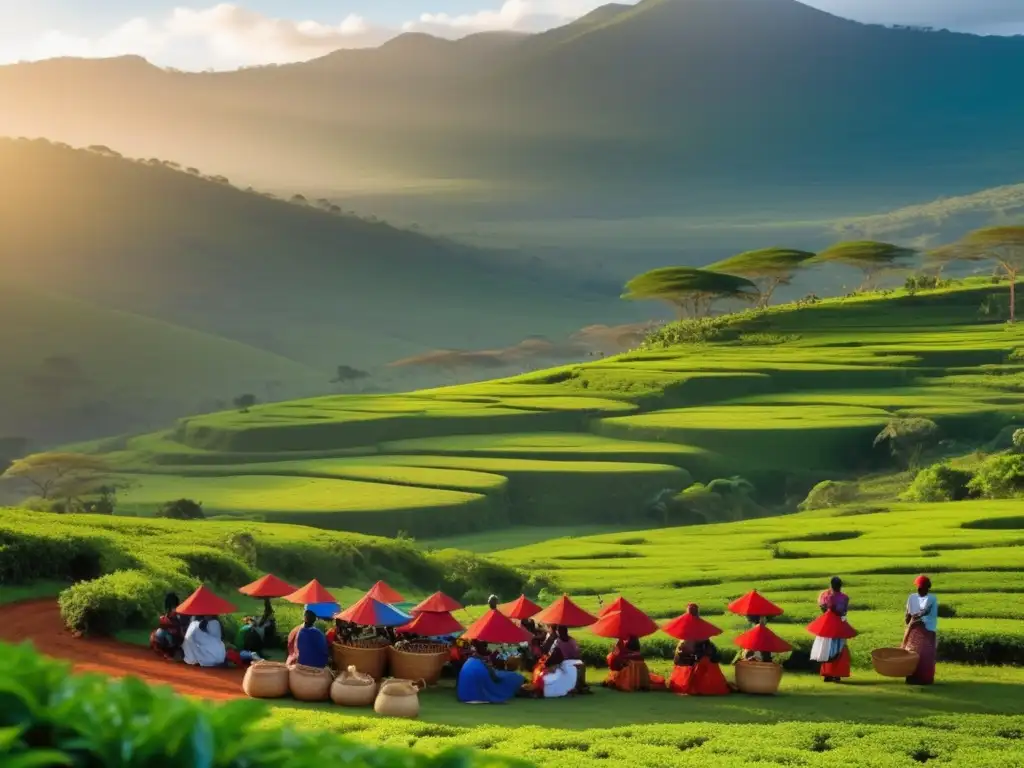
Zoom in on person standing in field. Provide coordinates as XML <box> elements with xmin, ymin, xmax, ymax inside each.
<box><xmin>902</xmin><ymin>575</ymin><xmax>938</xmax><ymax>685</ymax></box>
<box><xmin>812</xmin><ymin>576</ymin><xmax>851</xmax><ymax>682</ymax></box>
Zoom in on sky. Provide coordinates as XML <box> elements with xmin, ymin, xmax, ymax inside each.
<box><xmin>2</xmin><ymin>0</ymin><xmax>1023</xmax><ymax>70</ymax></box>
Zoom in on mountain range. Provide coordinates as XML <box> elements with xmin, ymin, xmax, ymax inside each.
<box><xmin>3</xmin><ymin>0</ymin><xmax>1023</xmax><ymax>227</ymax></box>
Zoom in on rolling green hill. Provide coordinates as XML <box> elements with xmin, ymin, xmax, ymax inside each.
<box><xmin>0</xmin><ymin>283</ymin><xmax>325</xmax><ymax>445</ymax></box>
<box><xmin>50</xmin><ymin>280</ymin><xmax>1022</xmax><ymax>539</ymax></box>
<box><xmin>0</xmin><ymin>138</ymin><xmax>640</xmax><ymax>443</ymax></box>
<box><xmin>2</xmin><ymin>0</ymin><xmax>1023</xmax><ymax>224</ymax></box>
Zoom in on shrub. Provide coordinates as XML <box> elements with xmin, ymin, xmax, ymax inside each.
<box><xmin>967</xmin><ymin>454</ymin><xmax>1024</xmax><ymax>499</ymax></box>
<box><xmin>0</xmin><ymin>641</ymin><xmax>521</xmax><ymax>768</ymax></box>
<box><xmin>641</xmin><ymin>315</ymin><xmax>741</xmax><ymax>348</ymax></box>
<box><xmin>903</xmin><ymin>464</ymin><xmax>976</xmax><ymax>502</ymax></box>
<box><xmin>1014</xmin><ymin>429</ymin><xmax>1024</xmax><ymax>453</ymax></box>
<box><xmin>156</xmin><ymin>498</ymin><xmax>204</xmax><ymax>520</ymax></box>
<box><xmin>798</xmin><ymin>480</ymin><xmax>858</xmax><ymax>511</ymax></box>
<box><xmin>873</xmin><ymin>418</ymin><xmax>941</xmax><ymax>468</ymax></box>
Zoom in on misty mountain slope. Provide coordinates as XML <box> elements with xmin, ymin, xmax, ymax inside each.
<box><xmin>2</xmin><ymin>0</ymin><xmax>1023</xmax><ymax>216</ymax></box>
<box><xmin>0</xmin><ymin>139</ymin><xmax>633</xmax><ymax>373</ymax></box>
<box><xmin>0</xmin><ymin>283</ymin><xmax>326</xmax><ymax>445</ymax></box>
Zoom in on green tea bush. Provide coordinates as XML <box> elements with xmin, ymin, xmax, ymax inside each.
<box><xmin>640</xmin><ymin>315</ymin><xmax>741</xmax><ymax>348</ymax></box>
<box><xmin>967</xmin><ymin>455</ymin><xmax>1024</xmax><ymax>499</ymax></box>
<box><xmin>903</xmin><ymin>464</ymin><xmax>976</xmax><ymax>502</ymax></box>
<box><xmin>798</xmin><ymin>480</ymin><xmax>858</xmax><ymax>511</ymax></box>
<box><xmin>0</xmin><ymin>641</ymin><xmax>524</xmax><ymax>768</ymax></box>
<box><xmin>0</xmin><ymin>510</ymin><xmax>547</xmax><ymax>635</ymax></box>
<box><xmin>1013</xmin><ymin>428</ymin><xmax>1024</xmax><ymax>453</ymax></box>
<box><xmin>156</xmin><ymin>498</ymin><xmax>205</xmax><ymax>519</ymax></box>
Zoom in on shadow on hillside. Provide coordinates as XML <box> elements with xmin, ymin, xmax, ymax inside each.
<box><xmin>272</xmin><ymin>676</ymin><xmax>1024</xmax><ymax>730</ymax></box>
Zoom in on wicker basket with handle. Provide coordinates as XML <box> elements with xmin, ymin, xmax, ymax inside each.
<box><xmin>330</xmin><ymin>665</ymin><xmax>378</xmax><ymax>706</ymax></box>
<box><xmin>241</xmin><ymin>661</ymin><xmax>290</xmax><ymax>699</ymax></box>
<box><xmin>289</xmin><ymin>664</ymin><xmax>334</xmax><ymax>702</ymax></box>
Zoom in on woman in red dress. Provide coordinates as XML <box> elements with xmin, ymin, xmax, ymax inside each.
<box><xmin>812</xmin><ymin>576</ymin><xmax>852</xmax><ymax>682</ymax></box>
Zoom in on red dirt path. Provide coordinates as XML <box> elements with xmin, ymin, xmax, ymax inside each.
<box><xmin>0</xmin><ymin>600</ymin><xmax>245</xmax><ymax>700</ymax></box>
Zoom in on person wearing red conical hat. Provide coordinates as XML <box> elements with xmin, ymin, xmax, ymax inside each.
<box><xmin>810</xmin><ymin>576</ymin><xmax>853</xmax><ymax>683</ymax></box>
<box><xmin>666</xmin><ymin>604</ymin><xmax>730</xmax><ymax>696</ymax></box>
<box><xmin>236</xmin><ymin>574</ymin><xmax>294</xmax><ymax>656</ymax></box>
<box><xmin>176</xmin><ymin>586</ymin><xmax>262</xmax><ymax>668</ymax></box>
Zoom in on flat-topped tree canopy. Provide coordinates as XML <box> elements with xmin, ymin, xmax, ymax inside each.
<box><xmin>622</xmin><ymin>267</ymin><xmax>758</xmax><ymax>318</ymax></box>
<box><xmin>931</xmin><ymin>226</ymin><xmax>1024</xmax><ymax>322</ymax></box>
<box><xmin>812</xmin><ymin>241</ymin><xmax>917</xmax><ymax>289</ymax></box>
<box><xmin>706</xmin><ymin>247</ymin><xmax>815</xmax><ymax>306</ymax></box>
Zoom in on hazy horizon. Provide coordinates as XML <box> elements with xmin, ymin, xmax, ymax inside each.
<box><xmin>3</xmin><ymin>0</ymin><xmax>1023</xmax><ymax>71</ymax></box>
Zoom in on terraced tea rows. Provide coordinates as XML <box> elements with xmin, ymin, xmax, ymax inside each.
<box><xmin>79</xmin><ymin>283</ymin><xmax>1024</xmax><ymax>538</ymax></box>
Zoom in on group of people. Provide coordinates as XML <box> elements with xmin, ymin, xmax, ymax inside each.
<box><xmin>809</xmin><ymin>574</ymin><xmax>938</xmax><ymax>685</ymax></box>
<box><xmin>148</xmin><ymin>574</ymin><xmax>940</xmax><ymax>691</ymax></box>
<box><xmin>149</xmin><ymin>593</ymin><xmax>270</xmax><ymax>668</ymax></box>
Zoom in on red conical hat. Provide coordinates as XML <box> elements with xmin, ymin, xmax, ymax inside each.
<box><xmin>598</xmin><ymin>596</ymin><xmax>635</xmax><ymax>618</ymax></box>
<box><xmin>534</xmin><ymin>594</ymin><xmax>598</xmax><ymax>628</ymax></box>
<box><xmin>284</xmin><ymin>579</ymin><xmax>336</xmax><ymax>605</ymax></box>
<box><xmin>463</xmin><ymin>609</ymin><xmax>532</xmax><ymax>645</ymax></box>
<box><xmin>176</xmin><ymin>585</ymin><xmax>238</xmax><ymax>616</ymax></box>
<box><xmin>661</xmin><ymin>604</ymin><xmax>723</xmax><ymax>642</ymax></box>
<box><xmin>411</xmin><ymin>591</ymin><xmax>462</xmax><ymax>614</ymax></box>
<box><xmin>734</xmin><ymin>624</ymin><xmax>793</xmax><ymax>653</ymax></box>
<box><xmin>365</xmin><ymin>580</ymin><xmax>404</xmax><ymax>603</ymax></box>
<box><xmin>500</xmin><ymin>595</ymin><xmax>541</xmax><ymax>620</ymax></box>
<box><xmin>238</xmin><ymin>574</ymin><xmax>296</xmax><ymax>599</ymax></box>
<box><xmin>590</xmin><ymin>603</ymin><xmax>658</xmax><ymax>640</ymax></box>
<box><xmin>397</xmin><ymin>610</ymin><xmax>464</xmax><ymax>637</ymax></box>
<box><xmin>727</xmin><ymin>590</ymin><xmax>783</xmax><ymax>617</ymax></box>
<box><xmin>806</xmin><ymin>611</ymin><xmax>858</xmax><ymax>640</ymax></box>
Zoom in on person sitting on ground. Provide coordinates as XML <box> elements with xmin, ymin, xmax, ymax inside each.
<box><xmin>531</xmin><ymin>625</ymin><xmax>587</xmax><ymax>698</ymax></box>
<box><xmin>326</xmin><ymin>618</ymin><xmax>355</xmax><ymax>646</ymax></box>
<box><xmin>669</xmin><ymin>606</ymin><xmax>730</xmax><ymax>696</ymax></box>
<box><xmin>295</xmin><ymin>609</ymin><xmax>330</xmax><ymax>668</ymax></box>
<box><xmin>735</xmin><ymin>615</ymin><xmax>772</xmax><ymax>663</ymax></box>
<box><xmin>518</xmin><ymin>618</ymin><xmax>546</xmax><ymax>668</ymax></box>
<box><xmin>183</xmin><ymin>615</ymin><xmax>261</xmax><ymax>668</ymax></box>
<box><xmin>603</xmin><ymin>635</ymin><xmax>656</xmax><ymax>692</ymax></box>
<box><xmin>457</xmin><ymin>640</ymin><xmax>526</xmax><ymax>704</ymax></box>
<box><xmin>235</xmin><ymin>598</ymin><xmax>276</xmax><ymax>658</ymax></box>
<box><xmin>150</xmin><ymin>592</ymin><xmax>188</xmax><ymax>661</ymax></box>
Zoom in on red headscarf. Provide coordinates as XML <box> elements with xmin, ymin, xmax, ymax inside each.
<box><xmin>914</xmin><ymin>574</ymin><xmax>931</xmax><ymax>589</ymax></box>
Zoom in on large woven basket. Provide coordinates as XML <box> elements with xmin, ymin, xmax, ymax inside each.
<box><xmin>289</xmin><ymin>664</ymin><xmax>333</xmax><ymax>702</ymax></box>
<box><xmin>241</xmin><ymin>661</ymin><xmax>290</xmax><ymax>699</ymax></box>
<box><xmin>330</xmin><ymin>665</ymin><xmax>378</xmax><ymax>707</ymax></box>
<box><xmin>387</xmin><ymin>643</ymin><xmax>450</xmax><ymax>685</ymax></box>
<box><xmin>734</xmin><ymin>661</ymin><xmax>783</xmax><ymax>695</ymax></box>
<box><xmin>332</xmin><ymin>640</ymin><xmax>389</xmax><ymax>679</ymax></box>
<box><xmin>374</xmin><ymin>678</ymin><xmax>425</xmax><ymax>719</ymax></box>
<box><xmin>871</xmin><ymin>648</ymin><xmax>920</xmax><ymax>678</ymax></box>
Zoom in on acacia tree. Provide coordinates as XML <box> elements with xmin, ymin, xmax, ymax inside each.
<box><xmin>622</xmin><ymin>267</ymin><xmax>758</xmax><ymax>317</ymax></box>
<box><xmin>930</xmin><ymin>226</ymin><xmax>1024</xmax><ymax>322</ymax></box>
<box><xmin>706</xmin><ymin>247</ymin><xmax>815</xmax><ymax>307</ymax></box>
<box><xmin>1</xmin><ymin>452</ymin><xmax>113</xmax><ymax>509</ymax></box>
<box><xmin>812</xmin><ymin>241</ymin><xmax>917</xmax><ymax>290</ymax></box>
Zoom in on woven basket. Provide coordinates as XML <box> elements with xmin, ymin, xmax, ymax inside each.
<box><xmin>289</xmin><ymin>664</ymin><xmax>333</xmax><ymax>702</ymax></box>
<box><xmin>374</xmin><ymin>677</ymin><xmax>425</xmax><ymax>719</ymax></box>
<box><xmin>332</xmin><ymin>640</ymin><xmax>389</xmax><ymax>679</ymax></box>
<box><xmin>330</xmin><ymin>665</ymin><xmax>378</xmax><ymax>707</ymax></box>
<box><xmin>871</xmin><ymin>648</ymin><xmax>920</xmax><ymax>678</ymax></box>
<box><xmin>734</xmin><ymin>661</ymin><xmax>783</xmax><ymax>695</ymax></box>
<box><xmin>241</xmin><ymin>661</ymin><xmax>290</xmax><ymax>699</ymax></box>
<box><xmin>387</xmin><ymin>643</ymin><xmax>450</xmax><ymax>685</ymax></box>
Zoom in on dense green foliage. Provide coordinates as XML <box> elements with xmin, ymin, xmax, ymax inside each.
<box><xmin>0</xmin><ymin>641</ymin><xmax>523</xmax><ymax>768</ymax></box>
<box><xmin>0</xmin><ymin>510</ymin><xmax>548</xmax><ymax>635</ymax></box>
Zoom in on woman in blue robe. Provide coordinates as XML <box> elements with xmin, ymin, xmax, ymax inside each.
<box><xmin>457</xmin><ymin>642</ymin><xmax>525</xmax><ymax>704</ymax></box>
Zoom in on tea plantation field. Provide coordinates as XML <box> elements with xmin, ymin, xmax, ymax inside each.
<box><xmin>60</xmin><ymin>282</ymin><xmax>1024</xmax><ymax>539</ymax></box>
<box><xmin>267</xmin><ymin>498</ymin><xmax>1024</xmax><ymax>768</ymax></box>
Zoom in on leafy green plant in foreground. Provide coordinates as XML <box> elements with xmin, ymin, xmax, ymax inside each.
<box><xmin>0</xmin><ymin>640</ymin><xmax>524</xmax><ymax>768</ymax></box>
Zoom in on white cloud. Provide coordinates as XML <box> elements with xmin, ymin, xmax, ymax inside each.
<box><xmin>4</xmin><ymin>0</ymin><xmax>1022</xmax><ymax>71</ymax></box>
<box><xmin>1</xmin><ymin>2</ymin><xmax>614</xmax><ymax>70</ymax></box>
